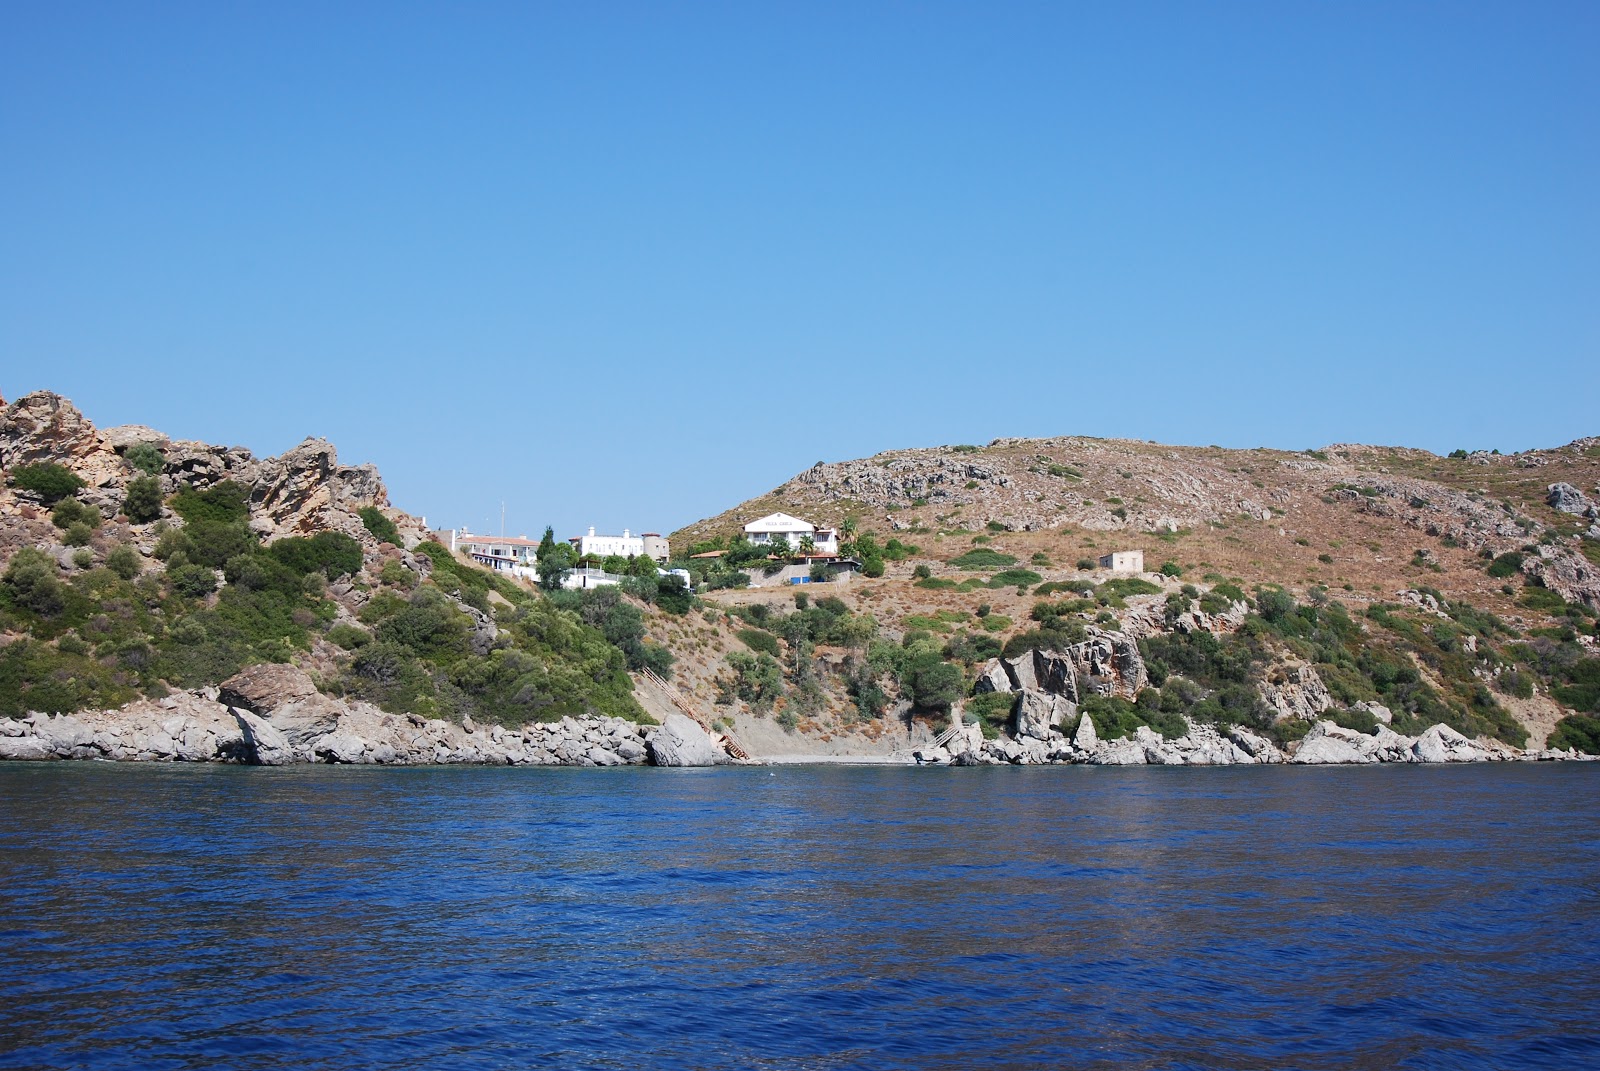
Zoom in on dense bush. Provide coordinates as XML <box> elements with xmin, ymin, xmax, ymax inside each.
<box><xmin>359</xmin><ymin>506</ymin><xmax>402</xmax><ymax>546</ymax></box>
<box><xmin>171</xmin><ymin>481</ymin><xmax>251</xmax><ymax>524</ymax></box>
<box><xmin>987</xmin><ymin>569</ymin><xmax>1043</xmax><ymax>589</ymax></box>
<box><xmin>737</xmin><ymin>628</ymin><xmax>780</xmax><ymax>656</ymax></box>
<box><xmin>10</xmin><ymin>463</ymin><xmax>84</xmax><ymax>503</ymax></box>
<box><xmin>124</xmin><ymin>442</ymin><xmax>165</xmax><ymax>476</ymax></box>
<box><xmin>268</xmin><ymin>531</ymin><xmax>364</xmax><ymax>580</ymax></box>
<box><xmin>950</xmin><ymin>548</ymin><xmax>1017</xmax><ymax>570</ymax></box>
<box><xmin>123</xmin><ymin>477</ymin><xmax>164</xmax><ymax>523</ymax></box>
<box><xmin>1548</xmin><ymin>714</ymin><xmax>1600</xmax><ymax>755</ymax></box>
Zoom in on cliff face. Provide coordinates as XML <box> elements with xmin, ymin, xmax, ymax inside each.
<box><xmin>0</xmin><ymin>391</ymin><xmax>420</xmax><ymax>546</ymax></box>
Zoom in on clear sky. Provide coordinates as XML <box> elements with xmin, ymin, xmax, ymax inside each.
<box><xmin>3</xmin><ymin>3</ymin><xmax>1596</xmax><ymax>540</ymax></box>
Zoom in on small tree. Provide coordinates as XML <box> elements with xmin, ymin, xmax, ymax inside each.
<box><xmin>123</xmin><ymin>477</ymin><xmax>163</xmax><ymax>524</ymax></box>
<box><xmin>798</xmin><ymin>534</ymin><xmax>816</xmax><ymax>557</ymax></box>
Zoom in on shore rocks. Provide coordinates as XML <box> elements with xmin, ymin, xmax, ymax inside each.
<box><xmin>645</xmin><ymin>712</ymin><xmax>725</xmax><ymax>767</ymax></box>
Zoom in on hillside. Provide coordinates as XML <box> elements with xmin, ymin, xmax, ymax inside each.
<box><xmin>649</xmin><ymin>433</ymin><xmax>1600</xmax><ymax>758</ymax></box>
<box><xmin>0</xmin><ymin>391</ymin><xmax>653</xmax><ymax>739</ymax></box>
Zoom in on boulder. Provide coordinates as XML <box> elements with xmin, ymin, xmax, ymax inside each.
<box><xmin>1548</xmin><ymin>482</ymin><xmax>1591</xmax><ymax>515</ymax></box>
<box><xmin>313</xmin><ymin>731</ymin><xmax>370</xmax><ymax>764</ymax></box>
<box><xmin>645</xmin><ymin>712</ymin><xmax>723</xmax><ymax>767</ymax></box>
<box><xmin>1354</xmin><ymin>700</ymin><xmax>1394</xmax><ymax>725</ymax></box>
<box><xmin>1413</xmin><ymin>723</ymin><xmax>1487</xmax><ymax>763</ymax></box>
<box><xmin>1291</xmin><ymin>721</ymin><xmax>1372</xmax><ymax>764</ymax></box>
<box><xmin>231</xmin><ymin>708</ymin><xmax>296</xmax><ymax>766</ymax></box>
<box><xmin>1088</xmin><ymin>738</ymin><xmax>1147</xmax><ymax>765</ymax></box>
<box><xmin>1136</xmin><ymin>725</ymin><xmax>1185</xmax><ymax>765</ymax></box>
<box><xmin>219</xmin><ymin>664</ymin><xmax>341</xmax><ymax>745</ymax></box>
<box><xmin>32</xmin><ymin>714</ymin><xmax>94</xmax><ymax>755</ymax></box>
<box><xmin>1072</xmin><ymin>710</ymin><xmax>1099</xmax><ymax>751</ymax></box>
<box><xmin>1227</xmin><ymin>726</ymin><xmax>1283</xmax><ymax>763</ymax></box>
<box><xmin>1014</xmin><ymin>690</ymin><xmax>1068</xmax><ymax>741</ymax></box>
<box><xmin>974</xmin><ymin>659</ymin><xmax>1012</xmax><ymax>695</ymax></box>
<box><xmin>0</xmin><ymin>736</ymin><xmax>55</xmax><ymax>761</ymax></box>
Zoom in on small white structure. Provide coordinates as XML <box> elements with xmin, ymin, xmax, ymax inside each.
<box><xmin>742</xmin><ymin>512</ymin><xmax>839</xmax><ymax>555</ymax></box>
<box><xmin>1098</xmin><ymin>550</ymin><xmax>1144</xmax><ymax>573</ymax></box>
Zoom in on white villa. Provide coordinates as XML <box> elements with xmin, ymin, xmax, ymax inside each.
<box><xmin>1098</xmin><ymin>550</ymin><xmax>1145</xmax><ymax>573</ymax></box>
<box><xmin>742</xmin><ymin>512</ymin><xmax>839</xmax><ymax>556</ymax></box>
<box><xmin>569</xmin><ymin>527</ymin><xmax>670</xmax><ymax>564</ymax></box>
<box><xmin>439</xmin><ymin>530</ymin><xmax>542</xmax><ymax>571</ymax></box>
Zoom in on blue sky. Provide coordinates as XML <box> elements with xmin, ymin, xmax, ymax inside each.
<box><xmin>3</xmin><ymin>3</ymin><xmax>1595</xmax><ymax>540</ymax></box>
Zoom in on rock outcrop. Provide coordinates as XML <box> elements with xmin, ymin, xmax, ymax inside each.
<box><xmin>0</xmin><ymin>391</ymin><xmax>424</xmax><ymax>550</ymax></box>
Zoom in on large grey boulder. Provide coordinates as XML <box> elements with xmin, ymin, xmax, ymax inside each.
<box><xmin>1088</xmin><ymin>738</ymin><xmax>1147</xmax><ymax>765</ymax></box>
<box><xmin>219</xmin><ymin>664</ymin><xmax>341</xmax><ymax>745</ymax></box>
<box><xmin>1072</xmin><ymin>710</ymin><xmax>1099</xmax><ymax>751</ymax></box>
<box><xmin>1548</xmin><ymin>482</ymin><xmax>1591</xmax><ymax>515</ymax></box>
<box><xmin>1292</xmin><ymin>721</ymin><xmax>1372</xmax><ymax>764</ymax></box>
<box><xmin>231</xmin><ymin>708</ymin><xmax>296</xmax><ymax>766</ymax></box>
<box><xmin>1014</xmin><ymin>690</ymin><xmax>1067</xmax><ymax>741</ymax></box>
<box><xmin>974</xmin><ymin>659</ymin><xmax>1013</xmax><ymax>694</ymax></box>
<box><xmin>1413</xmin><ymin>723</ymin><xmax>1486</xmax><ymax>763</ymax></box>
<box><xmin>0</xmin><ymin>736</ymin><xmax>55</xmax><ymax>761</ymax></box>
<box><xmin>1227</xmin><ymin>726</ymin><xmax>1282</xmax><ymax>763</ymax></box>
<box><xmin>645</xmin><ymin>712</ymin><xmax>723</xmax><ymax>767</ymax></box>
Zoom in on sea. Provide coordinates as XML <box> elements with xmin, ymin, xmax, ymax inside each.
<box><xmin>1</xmin><ymin>762</ymin><xmax>1596</xmax><ymax>1070</ymax></box>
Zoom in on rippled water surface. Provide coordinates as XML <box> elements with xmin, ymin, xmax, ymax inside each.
<box><xmin>2</xmin><ymin>763</ymin><xmax>1597</xmax><ymax>1070</ymax></box>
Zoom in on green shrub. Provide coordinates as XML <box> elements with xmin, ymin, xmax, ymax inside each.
<box><xmin>171</xmin><ymin>481</ymin><xmax>250</xmax><ymax>525</ymax></box>
<box><xmin>1159</xmin><ymin>561</ymin><xmax>1183</xmax><ymax>577</ymax></box>
<box><xmin>1497</xmin><ymin>670</ymin><xmax>1535</xmax><ymax>699</ymax></box>
<box><xmin>987</xmin><ymin>569</ymin><xmax>1043</xmax><ymax>589</ymax></box>
<box><xmin>981</xmin><ymin>614</ymin><xmax>1011</xmax><ymax>632</ymax></box>
<box><xmin>168</xmin><ymin>563</ymin><xmax>218</xmax><ymax>598</ymax></box>
<box><xmin>966</xmin><ymin>690</ymin><xmax>1015</xmax><ymax>737</ymax></box>
<box><xmin>63</xmin><ymin>522</ymin><xmax>95</xmax><ymax>547</ymax></box>
<box><xmin>124</xmin><ymin>442</ymin><xmax>165</xmax><ymax>476</ymax></box>
<box><xmin>912</xmin><ymin>564</ymin><xmax>932</xmax><ymax>580</ymax></box>
<box><xmin>358</xmin><ymin>506</ymin><xmax>402</xmax><ymax>546</ymax></box>
<box><xmin>1548</xmin><ymin>714</ymin><xmax>1600</xmax><ymax>754</ymax></box>
<box><xmin>862</xmin><ymin>556</ymin><xmax>885</xmax><ymax>578</ymax></box>
<box><xmin>1487</xmin><ymin>552</ymin><xmax>1525</xmax><ymax>578</ymax></box>
<box><xmin>902</xmin><ymin>652</ymin><xmax>962</xmax><ymax>711</ymax></box>
<box><xmin>105</xmin><ymin>545</ymin><xmax>143</xmax><ymax>580</ymax></box>
<box><xmin>326</xmin><ymin>623</ymin><xmax>372</xmax><ymax>650</ymax></box>
<box><xmin>380</xmin><ymin>559</ymin><xmax>419</xmax><ymax>589</ymax></box>
<box><xmin>123</xmin><ymin>476</ymin><xmax>164</xmax><ymax>523</ymax></box>
<box><xmin>10</xmin><ymin>463</ymin><xmax>84</xmax><ymax>503</ymax></box>
<box><xmin>1076</xmin><ymin>558</ymin><xmax>1096</xmax><ymax>570</ymax></box>
<box><xmin>737</xmin><ymin>628</ymin><xmax>780</xmax><ymax>656</ymax></box>
<box><xmin>950</xmin><ymin>548</ymin><xmax>1017</xmax><ymax>570</ymax></box>
<box><xmin>71</xmin><ymin>548</ymin><xmax>94</xmax><ymax>569</ymax></box>
<box><xmin>268</xmin><ymin>531</ymin><xmax>364</xmax><ymax>580</ymax></box>
<box><xmin>51</xmin><ymin>498</ymin><xmax>101</xmax><ymax>531</ymax></box>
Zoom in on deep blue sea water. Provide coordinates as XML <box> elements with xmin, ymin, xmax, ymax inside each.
<box><xmin>1</xmin><ymin>762</ymin><xmax>1597</xmax><ymax>1070</ymax></box>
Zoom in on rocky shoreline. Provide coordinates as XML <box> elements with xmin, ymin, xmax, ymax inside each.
<box><xmin>0</xmin><ymin>664</ymin><xmax>736</xmax><ymax>769</ymax></box>
<box><xmin>915</xmin><ymin>713</ymin><xmax>1590</xmax><ymax>767</ymax></box>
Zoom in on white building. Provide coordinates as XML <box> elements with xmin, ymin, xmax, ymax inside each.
<box><xmin>569</xmin><ymin>527</ymin><xmax>670</xmax><ymax>564</ymax></box>
<box><xmin>444</xmin><ymin>530</ymin><xmax>542</xmax><ymax>571</ymax></box>
<box><xmin>1098</xmin><ymin>550</ymin><xmax>1145</xmax><ymax>573</ymax></box>
<box><xmin>742</xmin><ymin>512</ymin><xmax>839</xmax><ymax>555</ymax></box>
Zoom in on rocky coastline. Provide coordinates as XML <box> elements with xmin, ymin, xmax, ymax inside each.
<box><xmin>0</xmin><ymin>664</ymin><xmax>735</xmax><ymax>769</ymax></box>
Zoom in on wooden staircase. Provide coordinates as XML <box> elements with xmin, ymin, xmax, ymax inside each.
<box><xmin>640</xmin><ymin>668</ymin><xmax>753</xmax><ymax>762</ymax></box>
